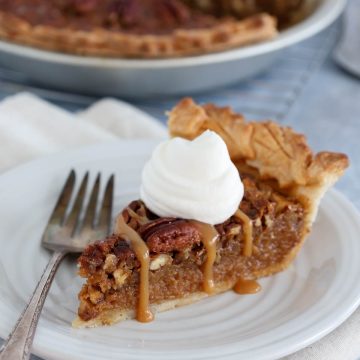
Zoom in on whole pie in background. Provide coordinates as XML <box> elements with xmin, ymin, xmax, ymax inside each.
<box><xmin>0</xmin><ymin>0</ymin><xmax>305</xmax><ymax>58</ymax></box>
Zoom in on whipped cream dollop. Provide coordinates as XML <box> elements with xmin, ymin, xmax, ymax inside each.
<box><xmin>140</xmin><ymin>130</ymin><xmax>243</xmax><ymax>225</ymax></box>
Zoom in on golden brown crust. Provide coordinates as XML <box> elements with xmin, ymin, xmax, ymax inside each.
<box><xmin>0</xmin><ymin>12</ymin><xmax>277</xmax><ymax>58</ymax></box>
<box><xmin>72</xmin><ymin>282</ymin><xmax>230</xmax><ymax>328</ymax></box>
<box><xmin>168</xmin><ymin>97</ymin><xmax>349</xmax><ymax>228</ymax></box>
<box><xmin>168</xmin><ymin>98</ymin><xmax>349</xmax><ymax>188</ymax></box>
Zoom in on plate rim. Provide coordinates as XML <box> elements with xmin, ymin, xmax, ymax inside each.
<box><xmin>0</xmin><ymin>0</ymin><xmax>345</xmax><ymax>69</ymax></box>
<box><xmin>0</xmin><ymin>141</ymin><xmax>359</xmax><ymax>360</ymax></box>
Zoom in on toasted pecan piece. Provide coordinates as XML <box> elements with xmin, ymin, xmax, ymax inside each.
<box><xmin>140</xmin><ymin>218</ymin><xmax>201</xmax><ymax>253</ymax></box>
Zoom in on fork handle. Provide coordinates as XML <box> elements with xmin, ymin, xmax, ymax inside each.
<box><xmin>0</xmin><ymin>251</ymin><xmax>66</xmax><ymax>360</ymax></box>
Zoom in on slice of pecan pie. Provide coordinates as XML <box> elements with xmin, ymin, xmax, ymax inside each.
<box><xmin>73</xmin><ymin>98</ymin><xmax>348</xmax><ymax>328</ymax></box>
<box><xmin>0</xmin><ymin>0</ymin><xmax>278</xmax><ymax>58</ymax></box>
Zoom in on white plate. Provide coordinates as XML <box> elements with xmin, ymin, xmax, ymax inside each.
<box><xmin>0</xmin><ymin>141</ymin><xmax>360</xmax><ymax>360</ymax></box>
<box><xmin>0</xmin><ymin>0</ymin><xmax>345</xmax><ymax>98</ymax></box>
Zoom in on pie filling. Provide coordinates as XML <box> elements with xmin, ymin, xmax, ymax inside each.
<box><xmin>0</xmin><ymin>0</ymin><xmax>304</xmax><ymax>34</ymax></box>
<box><xmin>77</xmin><ymin>174</ymin><xmax>305</xmax><ymax>323</ymax></box>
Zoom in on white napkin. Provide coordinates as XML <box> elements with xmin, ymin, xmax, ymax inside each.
<box><xmin>0</xmin><ymin>92</ymin><xmax>359</xmax><ymax>360</ymax></box>
<box><xmin>334</xmin><ymin>0</ymin><xmax>360</xmax><ymax>77</ymax></box>
<box><xmin>0</xmin><ymin>92</ymin><xmax>167</xmax><ymax>172</ymax></box>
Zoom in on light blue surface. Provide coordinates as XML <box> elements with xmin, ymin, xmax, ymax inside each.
<box><xmin>0</xmin><ymin>6</ymin><xmax>359</xmax><ymax>360</ymax></box>
<box><xmin>286</xmin><ymin>57</ymin><xmax>360</xmax><ymax>210</ymax></box>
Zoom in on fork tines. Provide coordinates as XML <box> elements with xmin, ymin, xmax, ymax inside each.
<box><xmin>46</xmin><ymin>170</ymin><xmax>114</xmax><ymax>241</ymax></box>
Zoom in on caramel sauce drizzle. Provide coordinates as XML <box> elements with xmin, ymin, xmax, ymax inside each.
<box><xmin>191</xmin><ymin>221</ymin><xmax>219</xmax><ymax>295</ymax></box>
<box><xmin>234</xmin><ymin>279</ymin><xmax>261</xmax><ymax>295</ymax></box>
<box><xmin>234</xmin><ymin>209</ymin><xmax>253</xmax><ymax>257</ymax></box>
<box><xmin>126</xmin><ymin>206</ymin><xmax>150</xmax><ymax>225</ymax></box>
<box><xmin>115</xmin><ymin>215</ymin><xmax>154</xmax><ymax>323</ymax></box>
<box><xmin>115</xmin><ymin>204</ymin><xmax>256</xmax><ymax>320</ymax></box>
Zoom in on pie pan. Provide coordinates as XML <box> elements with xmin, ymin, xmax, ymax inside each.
<box><xmin>0</xmin><ymin>0</ymin><xmax>345</xmax><ymax>98</ymax></box>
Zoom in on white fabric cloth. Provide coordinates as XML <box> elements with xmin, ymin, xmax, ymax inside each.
<box><xmin>0</xmin><ymin>92</ymin><xmax>359</xmax><ymax>360</ymax></box>
<box><xmin>0</xmin><ymin>92</ymin><xmax>167</xmax><ymax>172</ymax></box>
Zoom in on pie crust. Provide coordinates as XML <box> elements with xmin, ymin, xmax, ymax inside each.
<box><xmin>0</xmin><ymin>9</ymin><xmax>277</xmax><ymax>58</ymax></box>
<box><xmin>168</xmin><ymin>98</ymin><xmax>349</xmax><ymax>223</ymax></box>
<box><xmin>73</xmin><ymin>99</ymin><xmax>348</xmax><ymax>328</ymax></box>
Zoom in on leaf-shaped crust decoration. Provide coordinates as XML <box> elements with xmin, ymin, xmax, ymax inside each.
<box><xmin>168</xmin><ymin>98</ymin><xmax>348</xmax><ymax>189</ymax></box>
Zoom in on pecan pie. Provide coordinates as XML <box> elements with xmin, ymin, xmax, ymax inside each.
<box><xmin>72</xmin><ymin>99</ymin><xmax>348</xmax><ymax>328</ymax></box>
<box><xmin>0</xmin><ymin>0</ymin><xmax>283</xmax><ymax>58</ymax></box>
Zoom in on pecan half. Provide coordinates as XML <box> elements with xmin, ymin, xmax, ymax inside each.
<box><xmin>139</xmin><ymin>217</ymin><xmax>177</xmax><ymax>237</ymax></box>
<box><xmin>139</xmin><ymin>218</ymin><xmax>201</xmax><ymax>253</ymax></box>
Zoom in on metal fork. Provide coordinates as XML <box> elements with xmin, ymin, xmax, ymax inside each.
<box><xmin>0</xmin><ymin>170</ymin><xmax>114</xmax><ymax>360</ymax></box>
